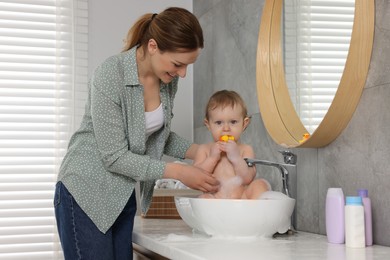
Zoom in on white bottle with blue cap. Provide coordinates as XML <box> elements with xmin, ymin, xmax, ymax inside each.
<box><xmin>345</xmin><ymin>196</ymin><xmax>365</xmax><ymax>248</ymax></box>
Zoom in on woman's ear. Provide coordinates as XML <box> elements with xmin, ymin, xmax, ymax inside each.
<box><xmin>147</xmin><ymin>39</ymin><xmax>158</xmax><ymax>54</ymax></box>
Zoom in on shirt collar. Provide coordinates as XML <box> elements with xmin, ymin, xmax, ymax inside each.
<box><xmin>123</xmin><ymin>47</ymin><xmax>140</xmax><ymax>86</ymax></box>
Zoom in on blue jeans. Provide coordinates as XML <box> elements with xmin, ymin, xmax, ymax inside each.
<box><xmin>54</xmin><ymin>182</ymin><xmax>137</xmax><ymax>260</ymax></box>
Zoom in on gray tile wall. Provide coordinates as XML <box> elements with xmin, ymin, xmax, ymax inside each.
<box><xmin>193</xmin><ymin>0</ymin><xmax>390</xmax><ymax>246</ymax></box>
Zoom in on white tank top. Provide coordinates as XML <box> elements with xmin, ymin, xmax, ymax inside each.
<box><xmin>145</xmin><ymin>103</ymin><xmax>164</xmax><ymax>138</ymax></box>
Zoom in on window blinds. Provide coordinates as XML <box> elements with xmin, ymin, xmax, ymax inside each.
<box><xmin>283</xmin><ymin>0</ymin><xmax>354</xmax><ymax>134</ymax></box>
<box><xmin>0</xmin><ymin>0</ymin><xmax>88</xmax><ymax>259</ymax></box>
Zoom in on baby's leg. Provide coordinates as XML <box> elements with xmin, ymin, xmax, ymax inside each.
<box><xmin>241</xmin><ymin>178</ymin><xmax>271</xmax><ymax>199</ymax></box>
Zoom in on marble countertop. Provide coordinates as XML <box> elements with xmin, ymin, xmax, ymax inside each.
<box><xmin>132</xmin><ymin>217</ymin><xmax>390</xmax><ymax>260</ymax></box>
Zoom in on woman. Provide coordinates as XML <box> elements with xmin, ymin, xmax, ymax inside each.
<box><xmin>54</xmin><ymin>7</ymin><xmax>219</xmax><ymax>260</ymax></box>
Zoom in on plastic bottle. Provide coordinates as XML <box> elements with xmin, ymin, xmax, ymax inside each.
<box><xmin>345</xmin><ymin>196</ymin><xmax>365</xmax><ymax>248</ymax></box>
<box><xmin>325</xmin><ymin>188</ymin><xmax>345</xmax><ymax>244</ymax></box>
<box><xmin>358</xmin><ymin>189</ymin><xmax>373</xmax><ymax>246</ymax></box>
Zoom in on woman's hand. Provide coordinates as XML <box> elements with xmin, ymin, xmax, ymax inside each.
<box><xmin>163</xmin><ymin>163</ymin><xmax>220</xmax><ymax>193</ymax></box>
<box><xmin>180</xmin><ymin>165</ymin><xmax>220</xmax><ymax>192</ymax></box>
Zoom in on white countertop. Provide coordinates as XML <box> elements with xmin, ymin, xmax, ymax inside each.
<box><xmin>132</xmin><ymin>217</ymin><xmax>390</xmax><ymax>260</ymax></box>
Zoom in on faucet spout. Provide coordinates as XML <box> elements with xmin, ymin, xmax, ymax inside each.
<box><xmin>244</xmin><ymin>158</ymin><xmax>295</xmax><ymax>197</ymax></box>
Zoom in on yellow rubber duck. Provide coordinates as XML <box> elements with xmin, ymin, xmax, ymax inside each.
<box><xmin>299</xmin><ymin>133</ymin><xmax>310</xmax><ymax>143</ymax></box>
<box><xmin>219</xmin><ymin>135</ymin><xmax>235</xmax><ymax>142</ymax></box>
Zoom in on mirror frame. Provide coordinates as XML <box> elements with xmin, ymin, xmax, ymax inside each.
<box><xmin>256</xmin><ymin>0</ymin><xmax>375</xmax><ymax>148</ymax></box>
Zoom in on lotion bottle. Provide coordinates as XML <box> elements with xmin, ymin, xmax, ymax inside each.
<box><xmin>325</xmin><ymin>188</ymin><xmax>345</xmax><ymax>243</ymax></box>
<box><xmin>358</xmin><ymin>189</ymin><xmax>373</xmax><ymax>246</ymax></box>
<box><xmin>345</xmin><ymin>196</ymin><xmax>365</xmax><ymax>248</ymax></box>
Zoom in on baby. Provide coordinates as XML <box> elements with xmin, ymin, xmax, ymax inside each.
<box><xmin>193</xmin><ymin>90</ymin><xmax>270</xmax><ymax>199</ymax></box>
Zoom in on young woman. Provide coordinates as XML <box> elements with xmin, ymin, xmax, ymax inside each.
<box><xmin>54</xmin><ymin>7</ymin><xmax>219</xmax><ymax>260</ymax></box>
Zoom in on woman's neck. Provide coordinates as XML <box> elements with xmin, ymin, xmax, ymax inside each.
<box><xmin>136</xmin><ymin>47</ymin><xmax>158</xmax><ymax>83</ymax></box>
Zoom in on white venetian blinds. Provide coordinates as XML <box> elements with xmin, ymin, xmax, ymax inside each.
<box><xmin>0</xmin><ymin>0</ymin><xmax>88</xmax><ymax>259</ymax></box>
<box><xmin>283</xmin><ymin>0</ymin><xmax>355</xmax><ymax>134</ymax></box>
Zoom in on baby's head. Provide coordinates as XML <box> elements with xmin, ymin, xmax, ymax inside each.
<box><xmin>204</xmin><ymin>90</ymin><xmax>250</xmax><ymax>141</ymax></box>
<box><xmin>205</xmin><ymin>90</ymin><xmax>248</xmax><ymax>120</ymax></box>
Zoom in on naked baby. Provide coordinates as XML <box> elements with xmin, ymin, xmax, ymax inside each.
<box><xmin>193</xmin><ymin>90</ymin><xmax>270</xmax><ymax>199</ymax></box>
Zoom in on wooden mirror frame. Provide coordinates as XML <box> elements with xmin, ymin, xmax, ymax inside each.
<box><xmin>256</xmin><ymin>0</ymin><xmax>375</xmax><ymax>148</ymax></box>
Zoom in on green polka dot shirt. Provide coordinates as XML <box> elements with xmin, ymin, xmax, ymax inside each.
<box><xmin>57</xmin><ymin>47</ymin><xmax>192</xmax><ymax>233</ymax></box>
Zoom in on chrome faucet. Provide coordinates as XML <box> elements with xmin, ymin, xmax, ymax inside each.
<box><xmin>244</xmin><ymin>156</ymin><xmax>295</xmax><ymax>197</ymax></box>
<box><xmin>279</xmin><ymin>150</ymin><xmax>297</xmax><ymax>165</ymax></box>
<box><xmin>244</xmin><ymin>151</ymin><xmax>297</xmax><ymax>232</ymax></box>
<box><xmin>244</xmin><ymin>151</ymin><xmax>297</xmax><ymax>198</ymax></box>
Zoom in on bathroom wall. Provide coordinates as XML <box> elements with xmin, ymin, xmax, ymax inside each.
<box><xmin>193</xmin><ymin>0</ymin><xmax>390</xmax><ymax>246</ymax></box>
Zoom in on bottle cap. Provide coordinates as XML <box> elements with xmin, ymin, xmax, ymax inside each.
<box><xmin>327</xmin><ymin>187</ymin><xmax>344</xmax><ymax>197</ymax></box>
<box><xmin>346</xmin><ymin>196</ymin><xmax>362</xmax><ymax>205</ymax></box>
<box><xmin>357</xmin><ymin>189</ymin><xmax>368</xmax><ymax>198</ymax></box>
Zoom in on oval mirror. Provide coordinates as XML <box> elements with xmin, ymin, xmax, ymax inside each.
<box><xmin>283</xmin><ymin>1</ymin><xmax>355</xmax><ymax>135</ymax></box>
<box><xmin>256</xmin><ymin>0</ymin><xmax>374</xmax><ymax>148</ymax></box>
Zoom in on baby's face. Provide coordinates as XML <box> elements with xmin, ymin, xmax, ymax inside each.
<box><xmin>205</xmin><ymin>105</ymin><xmax>248</xmax><ymax>142</ymax></box>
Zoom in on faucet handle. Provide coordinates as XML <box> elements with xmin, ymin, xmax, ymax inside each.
<box><xmin>278</xmin><ymin>150</ymin><xmax>297</xmax><ymax>165</ymax></box>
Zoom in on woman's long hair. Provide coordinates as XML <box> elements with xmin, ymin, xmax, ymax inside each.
<box><xmin>122</xmin><ymin>7</ymin><xmax>204</xmax><ymax>54</ymax></box>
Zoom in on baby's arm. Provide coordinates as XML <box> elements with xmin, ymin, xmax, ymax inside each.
<box><xmin>193</xmin><ymin>143</ymin><xmax>221</xmax><ymax>174</ymax></box>
<box><xmin>223</xmin><ymin>142</ymin><xmax>256</xmax><ymax>185</ymax></box>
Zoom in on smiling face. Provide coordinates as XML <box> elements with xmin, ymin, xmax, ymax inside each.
<box><xmin>204</xmin><ymin>104</ymin><xmax>249</xmax><ymax>142</ymax></box>
<box><xmin>148</xmin><ymin>39</ymin><xmax>201</xmax><ymax>84</ymax></box>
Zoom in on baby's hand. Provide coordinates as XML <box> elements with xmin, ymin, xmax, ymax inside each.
<box><xmin>210</xmin><ymin>142</ymin><xmax>222</xmax><ymax>160</ymax></box>
<box><xmin>220</xmin><ymin>140</ymin><xmax>241</xmax><ymax>163</ymax></box>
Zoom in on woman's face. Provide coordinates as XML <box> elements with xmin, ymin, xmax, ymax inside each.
<box><xmin>148</xmin><ymin>40</ymin><xmax>201</xmax><ymax>83</ymax></box>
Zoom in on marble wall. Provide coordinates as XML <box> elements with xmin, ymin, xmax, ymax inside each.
<box><xmin>193</xmin><ymin>0</ymin><xmax>390</xmax><ymax>246</ymax></box>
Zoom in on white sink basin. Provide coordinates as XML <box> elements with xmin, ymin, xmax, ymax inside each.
<box><xmin>175</xmin><ymin>191</ymin><xmax>295</xmax><ymax>238</ymax></box>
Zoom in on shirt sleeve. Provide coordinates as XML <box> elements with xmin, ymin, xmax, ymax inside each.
<box><xmin>164</xmin><ymin>131</ymin><xmax>192</xmax><ymax>159</ymax></box>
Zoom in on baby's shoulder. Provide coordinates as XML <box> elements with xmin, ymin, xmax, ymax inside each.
<box><xmin>198</xmin><ymin>142</ymin><xmax>214</xmax><ymax>151</ymax></box>
<box><xmin>196</xmin><ymin>142</ymin><xmax>215</xmax><ymax>154</ymax></box>
<box><xmin>237</xmin><ymin>142</ymin><xmax>253</xmax><ymax>149</ymax></box>
<box><xmin>238</xmin><ymin>142</ymin><xmax>255</xmax><ymax>154</ymax></box>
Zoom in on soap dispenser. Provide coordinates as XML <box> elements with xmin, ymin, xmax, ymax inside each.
<box><xmin>325</xmin><ymin>188</ymin><xmax>345</xmax><ymax>244</ymax></box>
